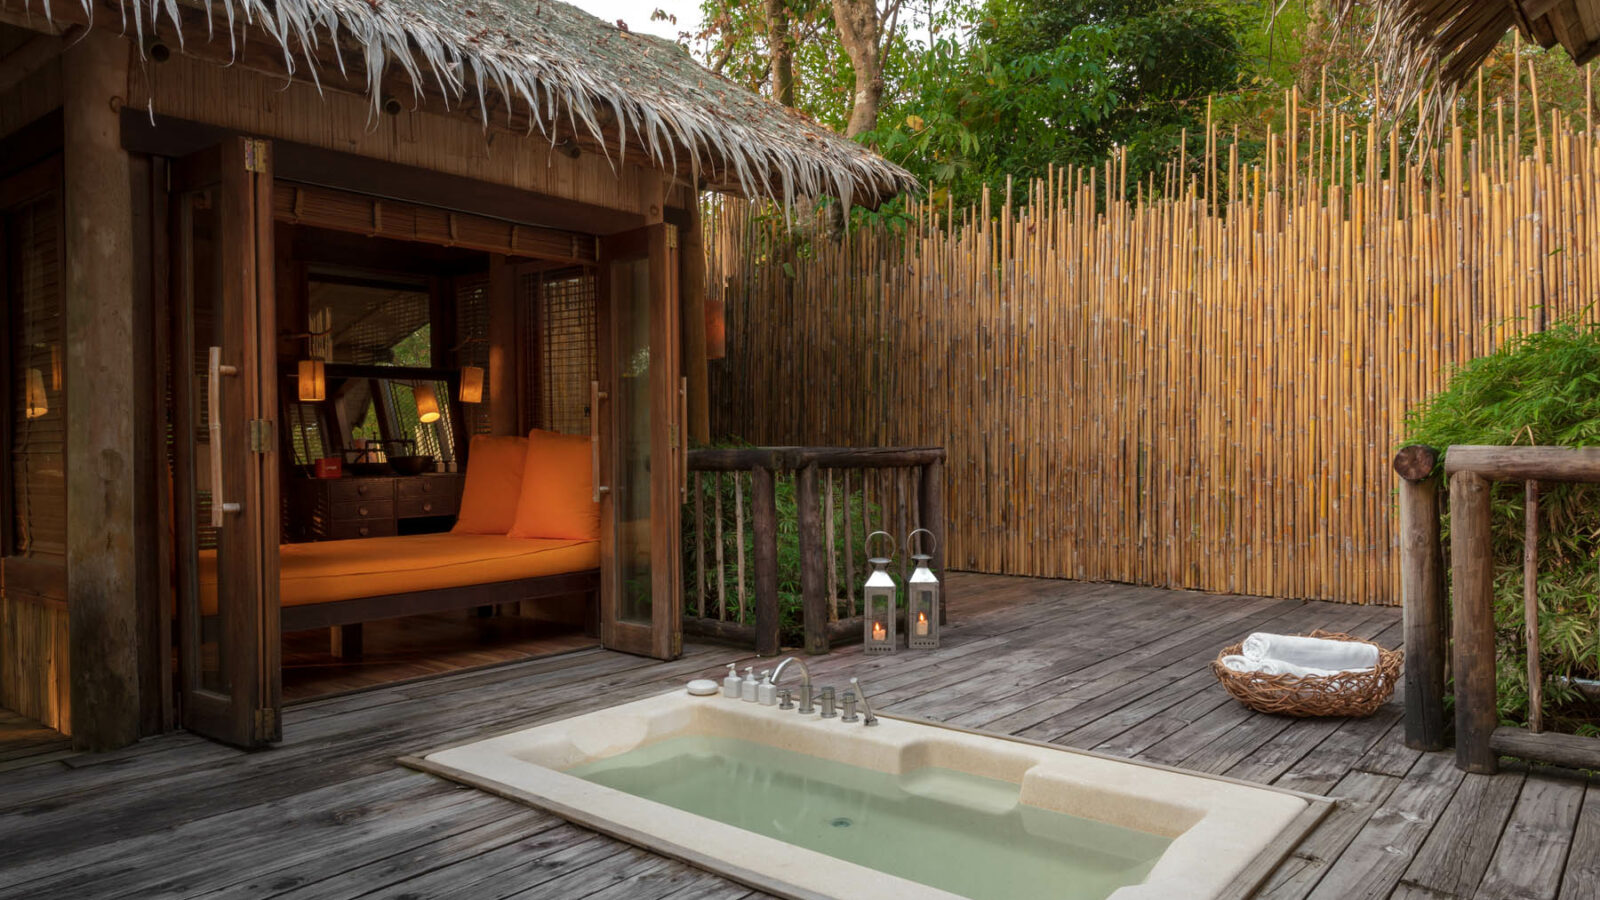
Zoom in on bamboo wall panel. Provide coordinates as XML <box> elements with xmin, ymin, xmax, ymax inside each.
<box><xmin>0</xmin><ymin>593</ymin><xmax>68</xmax><ymax>733</ymax></box>
<box><xmin>708</xmin><ymin>91</ymin><xmax>1600</xmax><ymax>605</ymax></box>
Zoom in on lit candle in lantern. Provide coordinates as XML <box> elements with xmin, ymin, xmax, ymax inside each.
<box><xmin>872</xmin><ymin>621</ymin><xmax>886</xmax><ymax>642</ymax></box>
<box><xmin>916</xmin><ymin>611</ymin><xmax>929</xmax><ymax>636</ymax></box>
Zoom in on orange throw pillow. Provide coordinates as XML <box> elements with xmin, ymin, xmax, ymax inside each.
<box><xmin>451</xmin><ymin>434</ymin><xmax>529</xmax><ymax>534</ymax></box>
<box><xmin>508</xmin><ymin>429</ymin><xmax>600</xmax><ymax>541</ymax></box>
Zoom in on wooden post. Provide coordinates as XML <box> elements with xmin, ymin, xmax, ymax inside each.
<box><xmin>63</xmin><ymin>31</ymin><xmax>141</xmax><ymax>751</ymax></box>
<box><xmin>919</xmin><ymin>457</ymin><xmax>948</xmax><ymax>626</ymax></box>
<box><xmin>1394</xmin><ymin>445</ymin><xmax>1446</xmax><ymax>751</ymax></box>
<box><xmin>797</xmin><ymin>462</ymin><xmax>828</xmax><ymax>655</ymax></box>
<box><xmin>751</xmin><ymin>465</ymin><xmax>779</xmax><ymax>657</ymax></box>
<box><xmin>1450</xmin><ymin>469</ymin><xmax>1497</xmax><ymax>774</ymax></box>
<box><xmin>487</xmin><ymin>254</ymin><xmax>518</xmax><ymax>435</ymax></box>
<box><xmin>1524</xmin><ymin>480</ymin><xmax>1543</xmax><ymax>734</ymax></box>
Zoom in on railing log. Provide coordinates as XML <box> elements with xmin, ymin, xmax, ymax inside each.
<box><xmin>797</xmin><ymin>462</ymin><xmax>828</xmax><ymax>655</ymax></box>
<box><xmin>1489</xmin><ymin>727</ymin><xmax>1600</xmax><ymax>770</ymax></box>
<box><xmin>1450</xmin><ymin>469</ymin><xmax>1498</xmax><ymax>774</ymax></box>
<box><xmin>1444</xmin><ymin>445</ymin><xmax>1600</xmax><ymax>482</ymax></box>
<box><xmin>750</xmin><ymin>465</ymin><xmax>780</xmax><ymax>657</ymax></box>
<box><xmin>1394</xmin><ymin>445</ymin><xmax>1446</xmax><ymax>752</ymax></box>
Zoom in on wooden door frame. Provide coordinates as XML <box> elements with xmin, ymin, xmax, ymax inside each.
<box><xmin>596</xmin><ymin>223</ymin><xmax>682</xmax><ymax>660</ymax></box>
<box><xmin>170</xmin><ymin>136</ymin><xmax>280</xmax><ymax>746</ymax></box>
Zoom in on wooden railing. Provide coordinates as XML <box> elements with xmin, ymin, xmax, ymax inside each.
<box><xmin>683</xmin><ymin>447</ymin><xmax>946</xmax><ymax>657</ymax></box>
<box><xmin>1395</xmin><ymin>444</ymin><xmax>1600</xmax><ymax>774</ymax></box>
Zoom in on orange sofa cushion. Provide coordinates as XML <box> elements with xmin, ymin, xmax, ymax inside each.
<box><xmin>199</xmin><ymin>533</ymin><xmax>599</xmax><ymax>614</ymax></box>
<box><xmin>508</xmin><ymin>429</ymin><xmax>600</xmax><ymax>541</ymax></box>
<box><xmin>452</xmin><ymin>434</ymin><xmax>529</xmax><ymax>534</ymax></box>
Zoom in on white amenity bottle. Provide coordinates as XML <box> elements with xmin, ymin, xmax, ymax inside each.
<box><xmin>757</xmin><ymin>670</ymin><xmax>776</xmax><ymax>706</ymax></box>
<box><xmin>741</xmin><ymin>666</ymin><xmax>759</xmax><ymax>701</ymax></box>
<box><xmin>723</xmin><ymin>663</ymin><xmax>742</xmax><ymax>698</ymax></box>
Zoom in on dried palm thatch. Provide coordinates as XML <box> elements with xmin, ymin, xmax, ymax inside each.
<box><xmin>27</xmin><ymin>0</ymin><xmax>916</xmax><ymax>207</ymax></box>
<box><xmin>1349</xmin><ymin>0</ymin><xmax>1600</xmax><ymax>117</ymax></box>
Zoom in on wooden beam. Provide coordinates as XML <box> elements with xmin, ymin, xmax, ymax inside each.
<box><xmin>0</xmin><ymin>29</ymin><xmax>69</xmax><ymax>96</ymax></box>
<box><xmin>1489</xmin><ymin>726</ymin><xmax>1600</xmax><ymax>770</ymax></box>
<box><xmin>1450</xmin><ymin>469</ymin><xmax>1497</xmax><ymax>774</ymax></box>
<box><xmin>63</xmin><ymin>29</ymin><xmax>141</xmax><ymax>751</ymax></box>
<box><xmin>487</xmin><ymin>254</ymin><xmax>519</xmax><ymax>436</ymax></box>
<box><xmin>1444</xmin><ymin>445</ymin><xmax>1600</xmax><ymax>483</ymax></box>
<box><xmin>1395</xmin><ymin>447</ymin><xmax>1446</xmax><ymax>752</ymax></box>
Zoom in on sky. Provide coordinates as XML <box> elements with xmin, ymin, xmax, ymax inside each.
<box><xmin>566</xmin><ymin>0</ymin><xmax>701</xmax><ymax>42</ymax></box>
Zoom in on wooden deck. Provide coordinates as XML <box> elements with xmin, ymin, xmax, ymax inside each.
<box><xmin>2</xmin><ymin>573</ymin><xmax>1596</xmax><ymax>900</ymax></box>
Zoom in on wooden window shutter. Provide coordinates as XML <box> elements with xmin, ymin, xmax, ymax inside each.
<box><xmin>525</xmin><ymin>267</ymin><xmax>597</xmax><ymax>436</ymax></box>
<box><xmin>5</xmin><ymin>190</ymin><xmax>65</xmax><ymax>559</ymax></box>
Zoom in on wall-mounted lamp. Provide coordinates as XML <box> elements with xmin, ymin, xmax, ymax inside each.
<box><xmin>297</xmin><ymin>358</ymin><xmax>326</xmax><ymax>402</ymax></box>
<box><xmin>459</xmin><ymin>365</ymin><xmax>485</xmax><ymax>404</ymax></box>
<box><xmin>24</xmin><ymin>368</ymin><xmax>47</xmax><ymax>419</ymax></box>
<box><xmin>415</xmin><ymin>383</ymin><xmax>442</xmax><ymax>423</ymax></box>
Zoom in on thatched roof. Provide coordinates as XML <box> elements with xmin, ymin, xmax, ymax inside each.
<box><xmin>1358</xmin><ymin>1</ymin><xmax>1600</xmax><ymax>93</ymax></box>
<box><xmin>50</xmin><ymin>0</ymin><xmax>916</xmax><ymax>206</ymax></box>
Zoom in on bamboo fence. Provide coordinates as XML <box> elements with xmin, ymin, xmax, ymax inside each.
<box><xmin>706</xmin><ymin>82</ymin><xmax>1600</xmax><ymax>606</ymax></box>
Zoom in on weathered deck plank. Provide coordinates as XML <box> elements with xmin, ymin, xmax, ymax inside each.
<box><xmin>0</xmin><ymin>573</ymin><xmax>1591</xmax><ymax>900</ymax></box>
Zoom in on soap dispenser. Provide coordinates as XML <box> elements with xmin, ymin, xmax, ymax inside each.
<box><xmin>741</xmin><ymin>666</ymin><xmax>759</xmax><ymax>701</ymax></box>
<box><xmin>723</xmin><ymin>664</ymin><xmax>742</xmax><ymax>698</ymax></box>
<box><xmin>757</xmin><ymin>670</ymin><xmax>777</xmax><ymax>706</ymax></box>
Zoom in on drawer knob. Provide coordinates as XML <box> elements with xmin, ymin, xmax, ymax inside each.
<box><xmin>358</xmin><ymin>526</ymin><xmax>370</xmax><ymax>537</ymax></box>
<box><xmin>423</xmin><ymin>502</ymin><xmax>433</xmax><ymax>513</ymax></box>
<box><xmin>358</xmin><ymin>484</ymin><xmax>369</xmax><ymax>495</ymax></box>
<box><xmin>358</xmin><ymin>506</ymin><xmax>369</xmax><ymax>517</ymax></box>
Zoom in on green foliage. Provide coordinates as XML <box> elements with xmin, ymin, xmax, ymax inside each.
<box><xmin>681</xmin><ymin>446</ymin><xmax>884</xmax><ymax>646</ymax></box>
<box><xmin>866</xmin><ymin>0</ymin><xmax>1248</xmax><ymax>207</ymax></box>
<box><xmin>1406</xmin><ymin>318</ymin><xmax>1600</xmax><ymax>731</ymax></box>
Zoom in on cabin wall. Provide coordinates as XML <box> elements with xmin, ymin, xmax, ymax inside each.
<box><xmin>0</xmin><ymin>28</ymin><xmax>66</xmax><ymax>733</ymax></box>
<box><xmin>132</xmin><ymin>55</ymin><xmax>654</xmax><ymax>218</ymax></box>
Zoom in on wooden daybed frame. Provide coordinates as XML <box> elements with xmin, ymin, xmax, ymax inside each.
<box><xmin>277</xmin><ymin>568</ymin><xmax>600</xmax><ymax>659</ymax></box>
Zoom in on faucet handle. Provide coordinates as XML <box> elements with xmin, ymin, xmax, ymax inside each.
<box><xmin>840</xmin><ymin>690</ymin><xmax>859</xmax><ymax>723</ymax></box>
<box><xmin>818</xmin><ymin>686</ymin><xmax>838</xmax><ymax>718</ymax></box>
<box><xmin>777</xmin><ymin>688</ymin><xmax>794</xmax><ymax>710</ymax></box>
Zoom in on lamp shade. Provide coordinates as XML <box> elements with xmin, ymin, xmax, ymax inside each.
<box><xmin>415</xmin><ymin>383</ymin><xmax>441</xmax><ymax>423</ymax></box>
<box><xmin>297</xmin><ymin>358</ymin><xmax>326</xmax><ymax>402</ymax></box>
<box><xmin>459</xmin><ymin>365</ymin><xmax>485</xmax><ymax>404</ymax></box>
<box><xmin>24</xmin><ymin>367</ymin><xmax>47</xmax><ymax>419</ymax></box>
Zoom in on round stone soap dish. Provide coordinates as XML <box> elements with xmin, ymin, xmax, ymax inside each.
<box><xmin>686</xmin><ymin>679</ymin><xmax>720</xmax><ymax>696</ymax></box>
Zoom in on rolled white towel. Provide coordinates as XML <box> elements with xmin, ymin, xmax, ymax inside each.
<box><xmin>1221</xmin><ymin>654</ymin><xmax>1358</xmax><ymax>679</ymax></box>
<box><xmin>1242</xmin><ymin>633</ymin><xmax>1378</xmax><ymax>671</ymax></box>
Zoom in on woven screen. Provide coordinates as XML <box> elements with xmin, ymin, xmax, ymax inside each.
<box><xmin>528</xmin><ymin>267</ymin><xmax>597</xmax><ymax>436</ymax></box>
<box><xmin>5</xmin><ymin>191</ymin><xmax>64</xmax><ymax>560</ymax></box>
<box><xmin>454</xmin><ymin>273</ymin><xmax>492</xmax><ymax>436</ymax></box>
<box><xmin>308</xmin><ymin>281</ymin><xmax>431</xmax><ymax>366</ymax></box>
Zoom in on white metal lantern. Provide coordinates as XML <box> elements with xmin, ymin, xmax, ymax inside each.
<box><xmin>906</xmin><ymin>528</ymin><xmax>940</xmax><ymax>649</ymax></box>
<box><xmin>862</xmin><ymin>530</ymin><xmax>897</xmax><ymax>655</ymax></box>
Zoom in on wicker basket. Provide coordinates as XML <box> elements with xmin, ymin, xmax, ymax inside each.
<box><xmin>1210</xmin><ymin>631</ymin><xmax>1403</xmax><ymax>717</ymax></box>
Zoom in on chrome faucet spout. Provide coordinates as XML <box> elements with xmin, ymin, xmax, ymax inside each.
<box><xmin>850</xmin><ymin>677</ymin><xmax>879</xmax><ymax>726</ymax></box>
<box><xmin>772</xmin><ymin>657</ymin><xmax>814</xmax><ymax>714</ymax></box>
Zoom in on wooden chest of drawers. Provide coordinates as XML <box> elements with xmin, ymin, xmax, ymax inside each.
<box><xmin>287</xmin><ymin>474</ymin><xmax>464</xmax><ymax>542</ymax></box>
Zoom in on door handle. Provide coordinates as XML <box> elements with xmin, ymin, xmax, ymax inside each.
<box><xmin>208</xmin><ymin>346</ymin><xmax>242</xmax><ymax>528</ymax></box>
<box><xmin>680</xmin><ymin>376</ymin><xmax>688</xmax><ymax>502</ymax></box>
<box><xmin>591</xmin><ymin>380</ymin><xmax>610</xmax><ymax>503</ymax></box>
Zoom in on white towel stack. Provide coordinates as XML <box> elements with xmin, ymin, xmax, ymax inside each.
<box><xmin>1221</xmin><ymin>632</ymin><xmax>1377</xmax><ymax>679</ymax></box>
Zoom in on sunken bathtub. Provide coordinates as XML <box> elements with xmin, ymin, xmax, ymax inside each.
<box><xmin>412</xmin><ymin>686</ymin><xmax>1325</xmax><ymax>900</ymax></box>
